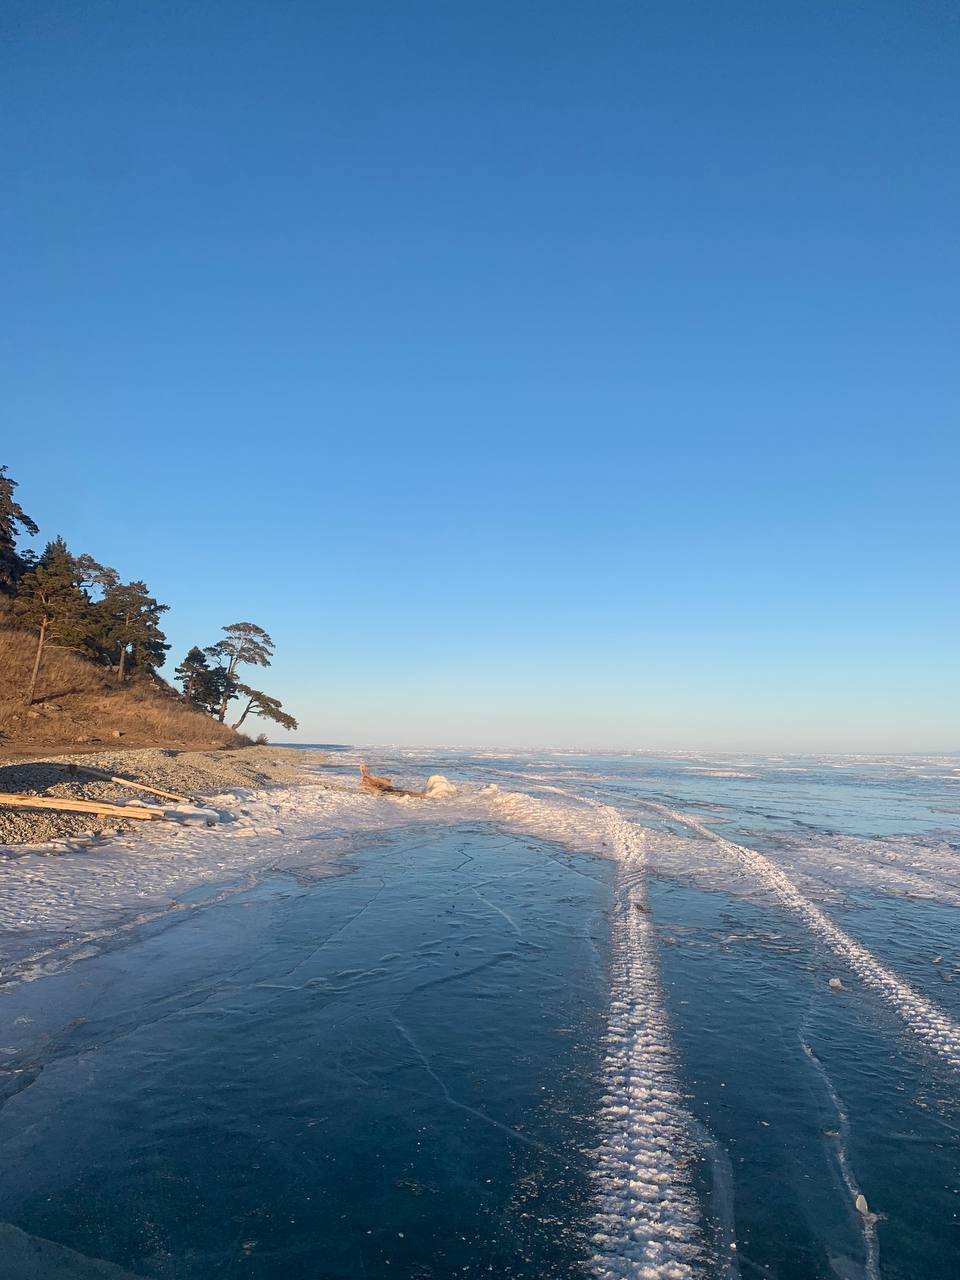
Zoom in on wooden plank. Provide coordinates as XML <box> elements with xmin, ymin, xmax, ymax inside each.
<box><xmin>0</xmin><ymin>793</ymin><xmax>164</xmax><ymax>821</ymax></box>
<box><xmin>68</xmin><ymin>764</ymin><xmax>191</xmax><ymax>805</ymax></box>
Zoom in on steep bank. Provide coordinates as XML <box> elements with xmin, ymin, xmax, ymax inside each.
<box><xmin>0</xmin><ymin>627</ymin><xmax>245</xmax><ymax>758</ymax></box>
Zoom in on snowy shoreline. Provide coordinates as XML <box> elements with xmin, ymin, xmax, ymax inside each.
<box><xmin>0</xmin><ymin>744</ymin><xmax>336</xmax><ymax>846</ymax></box>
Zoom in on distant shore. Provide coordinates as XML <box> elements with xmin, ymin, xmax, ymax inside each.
<box><xmin>0</xmin><ymin>744</ymin><xmax>331</xmax><ymax>847</ymax></box>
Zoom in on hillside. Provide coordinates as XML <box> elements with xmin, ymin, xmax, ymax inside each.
<box><xmin>0</xmin><ymin>626</ymin><xmax>246</xmax><ymax>759</ymax></box>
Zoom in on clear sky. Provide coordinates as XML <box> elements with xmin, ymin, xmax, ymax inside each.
<box><xmin>2</xmin><ymin>1</ymin><xmax>958</xmax><ymax>752</ymax></box>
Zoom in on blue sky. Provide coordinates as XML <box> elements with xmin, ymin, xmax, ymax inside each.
<box><xmin>2</xmin><ymin>1</ymin><xmax>958</xmax><ymax>751</ymax></box>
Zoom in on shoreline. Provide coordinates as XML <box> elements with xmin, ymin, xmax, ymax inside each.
<box><xmin>0</xmin><ymin>744</ymin><xmax>335</xmax><ymax>847</ymax></box>
<box><xmin>0</xmin><ymin>755</ymin><xmax>451</xmax><ymax>989</ymax></box>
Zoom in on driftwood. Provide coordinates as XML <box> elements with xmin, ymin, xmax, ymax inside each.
<box><xmin>358</xmin><ymin>763</ymin><xmax>425</xmax><ymax>798</ymax></box>
<box><xmin>67</xmin><ymin>763</ymin><xmax>191</xmax><ymax>805</ymax></box>
<box><xmin>359</xmin><ymin>762</ymin><xmax>395</xmax><ymax>793</ymax></box>
<box><xmin>0</xmin><ymin>793</ymin><xmax>165</xmax><ymax>821</ymax></box>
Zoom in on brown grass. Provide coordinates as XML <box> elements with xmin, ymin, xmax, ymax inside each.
<box><xmin>0</xmin><ymin>624</ymin><xmax>246</xmax><ymax>758</ymax></box>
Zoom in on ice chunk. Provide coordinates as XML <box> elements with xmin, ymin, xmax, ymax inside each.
<box><xmin>424</xmin><ymin>775</ymin><xmax>457</xmax><ymax>798</ymax></box>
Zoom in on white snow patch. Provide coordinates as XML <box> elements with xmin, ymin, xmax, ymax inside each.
<box><xmin>424</xmin><ymin>774</ymin><xmax>458</xmax><ymax>798</ymax></box>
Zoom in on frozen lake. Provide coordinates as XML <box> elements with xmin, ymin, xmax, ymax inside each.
<box><xmin>1</xmin><ymin>750</ymin><xmax>959</xmax><ymax>1277</ymax></box>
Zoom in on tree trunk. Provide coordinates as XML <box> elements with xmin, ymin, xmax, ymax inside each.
<box><xmin>232</xmin><ymin>699</ymin><xmax>254</xmax><ymax>730</ymax></box>
<box><xmin>117</xmin><ymin>644</ymin><xmax>127</xmax><ymax>684</ymax></box>
<box><xmin>25</xmin><ymin>616</ymin><xmax>47</xmax><ymax>705</ymax></box>
<box><xmin>218</xmin><ymin>655</ymin><xmax>239</xmax><ymax>722</ymax></box>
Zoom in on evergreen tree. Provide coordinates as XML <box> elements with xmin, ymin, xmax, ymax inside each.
<box><xmin>210</xmin><ymin>622</ymin><xmax>275</xmax><ymax>721</ymax></box>
<box><xmin>175</xmin><ymin>646</ymin><xmax>209</xmax><ymax>703</ymax></box>
<box><xmin>75</xmin><ymin>555</ymin><xmax>119</xmax><ymax>596</ymax></box>
<box><xmin>232</xmin><ymin>684</ymin><xmax>299</xmax><ymax>732</ymax></box>
<box><xmin>72</xmin><ymin>555</ymin><xmax>120</xmax><ymax>662</ymax></box>
<box><xmin>0</xmin><ymin>464</ymin><xmax>39</xmax><ymax>594</ymax></box>
<box><xmin>13</xmin><ymin>538</ymin><xmax>91</xmax><ymax>703</ymax></box>
<box><xmin>97</xmin><ymin>580</ymin><xmax>170</xmax><ymax>682</ymax></box>
<box><xmin>174</xmin><ymin>645</ymin><xmax>232</xmax><ymax>714</ymax></box>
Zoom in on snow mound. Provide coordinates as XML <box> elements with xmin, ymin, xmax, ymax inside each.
<box><xmin>424</xmin><ymin>774</ymin><xmax>457</xmax><ymax>798</ymax></box>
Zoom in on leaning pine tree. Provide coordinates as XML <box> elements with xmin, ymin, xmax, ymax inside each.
<box><xmin>207</xmin><ymin>622</ymin><xmax>275</xmax><ymax>721</ymax></box>
<box><xmin>231</xmin><ymin>684</ymin><xmax>298</xmax><ymax>733</ymax></box>
<box><xmin>175</xmin><ymin>622</ymin><xmax>297</xmax><ymax>734</ymax></box>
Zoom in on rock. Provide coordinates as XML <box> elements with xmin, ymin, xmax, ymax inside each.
<box><xmin>112</xmin><ymin>730</ymin><xmax>123</xmax><ymax>738</ymax></box>
<box><xmin>829</xmin><ymin>977</ymin><xmax>843</xmax><ymax>990</ymax></box>
<box><xmin>855</xmin><ymin>1193</ymin><xmax>869</xmax><ymax>1216</ymax></box>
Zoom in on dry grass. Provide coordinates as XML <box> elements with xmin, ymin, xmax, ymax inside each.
<box><xmin>0</xmin><ymin>625</ymin><xmax>246</xmax><ymax>758</ymax></box>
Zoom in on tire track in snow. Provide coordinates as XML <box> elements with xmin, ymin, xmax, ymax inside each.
<box><xmin>645</xmin><ymin>802</ymin><xmax>960</xmax><ymax>1073</ymax></box>
<box><xmin>586</xmin><ymin>801</ymin><xmax>705</xmax><ymax>1280</ymax></box>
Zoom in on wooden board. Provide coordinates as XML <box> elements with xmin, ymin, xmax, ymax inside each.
<box><xmin>67</xmin><ymin>764</ymin><xmax>191</xmax><ymax>804</ymax></box>
<box><xmin>0</xmin><ymin>793</ymin><xmax>164</xmax><ymax>821</ymax></box>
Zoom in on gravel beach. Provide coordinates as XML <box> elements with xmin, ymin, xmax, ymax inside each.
<box><xmin>0</xmin><ymin>745</ymin><xmax>334</xmax><ymax>846</ymax></box>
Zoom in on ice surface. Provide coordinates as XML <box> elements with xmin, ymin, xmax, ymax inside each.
<box><xmin>642</xmin><ymin>802</ymin><xmax>960</xmax><ymax>1071</ymax></box>
<box><xmin>5</xmin><ymin>752</ymin><xmax>960</xmax><ymax>1277</ymax></box>
<box><xmin>0</xmin><ymin>1222</ymin><xmax>141</xmax><ymax>1278</ymax></box>
<box><xmin>0</xmin><ymin>786</ymin><xmax>450</xmax><ymax>985</ymax></box>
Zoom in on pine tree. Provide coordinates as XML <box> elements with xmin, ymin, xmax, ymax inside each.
<box><xmin>97</xmin><ymin>581</ymin><xmax>170</xmax><ymax>682</ymax></box>
<box><xmin>232</xmin><ymin>684</ymin><xmax>299</xmax><ymax>732</ymax></box>
<box><xmin>174</xmin><ymin>645</ymin><xmax>231</xmax><ymax>714</ymax></box>
<box><xmin>13</xmin><ymin>538</ymin><xmax>91</xmax><ymax>703</ymax></box>
<box><xmin>175</xmin><ymin>646</ymin><xmax>210</xmax><ymax>703</ymax></box>
<box><xmin>0</xmin><ymin>465</ymin><xmax>39</xmax><ymax>595</ymax></box>
<box><xmin>210</xmin><ymin>622</ymin><xmax>275</xmax><ymax>721</ymax></box>
<box><xmin>72</xmin><ymin>555</ymin><xmax>120</xmax><ymax>663</ymax></box>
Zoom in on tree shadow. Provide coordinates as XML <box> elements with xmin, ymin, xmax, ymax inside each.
<box><xmin>0</xmin><ymin>761</ymin><xmax>82</xmax><ymax>792</ymax></box>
